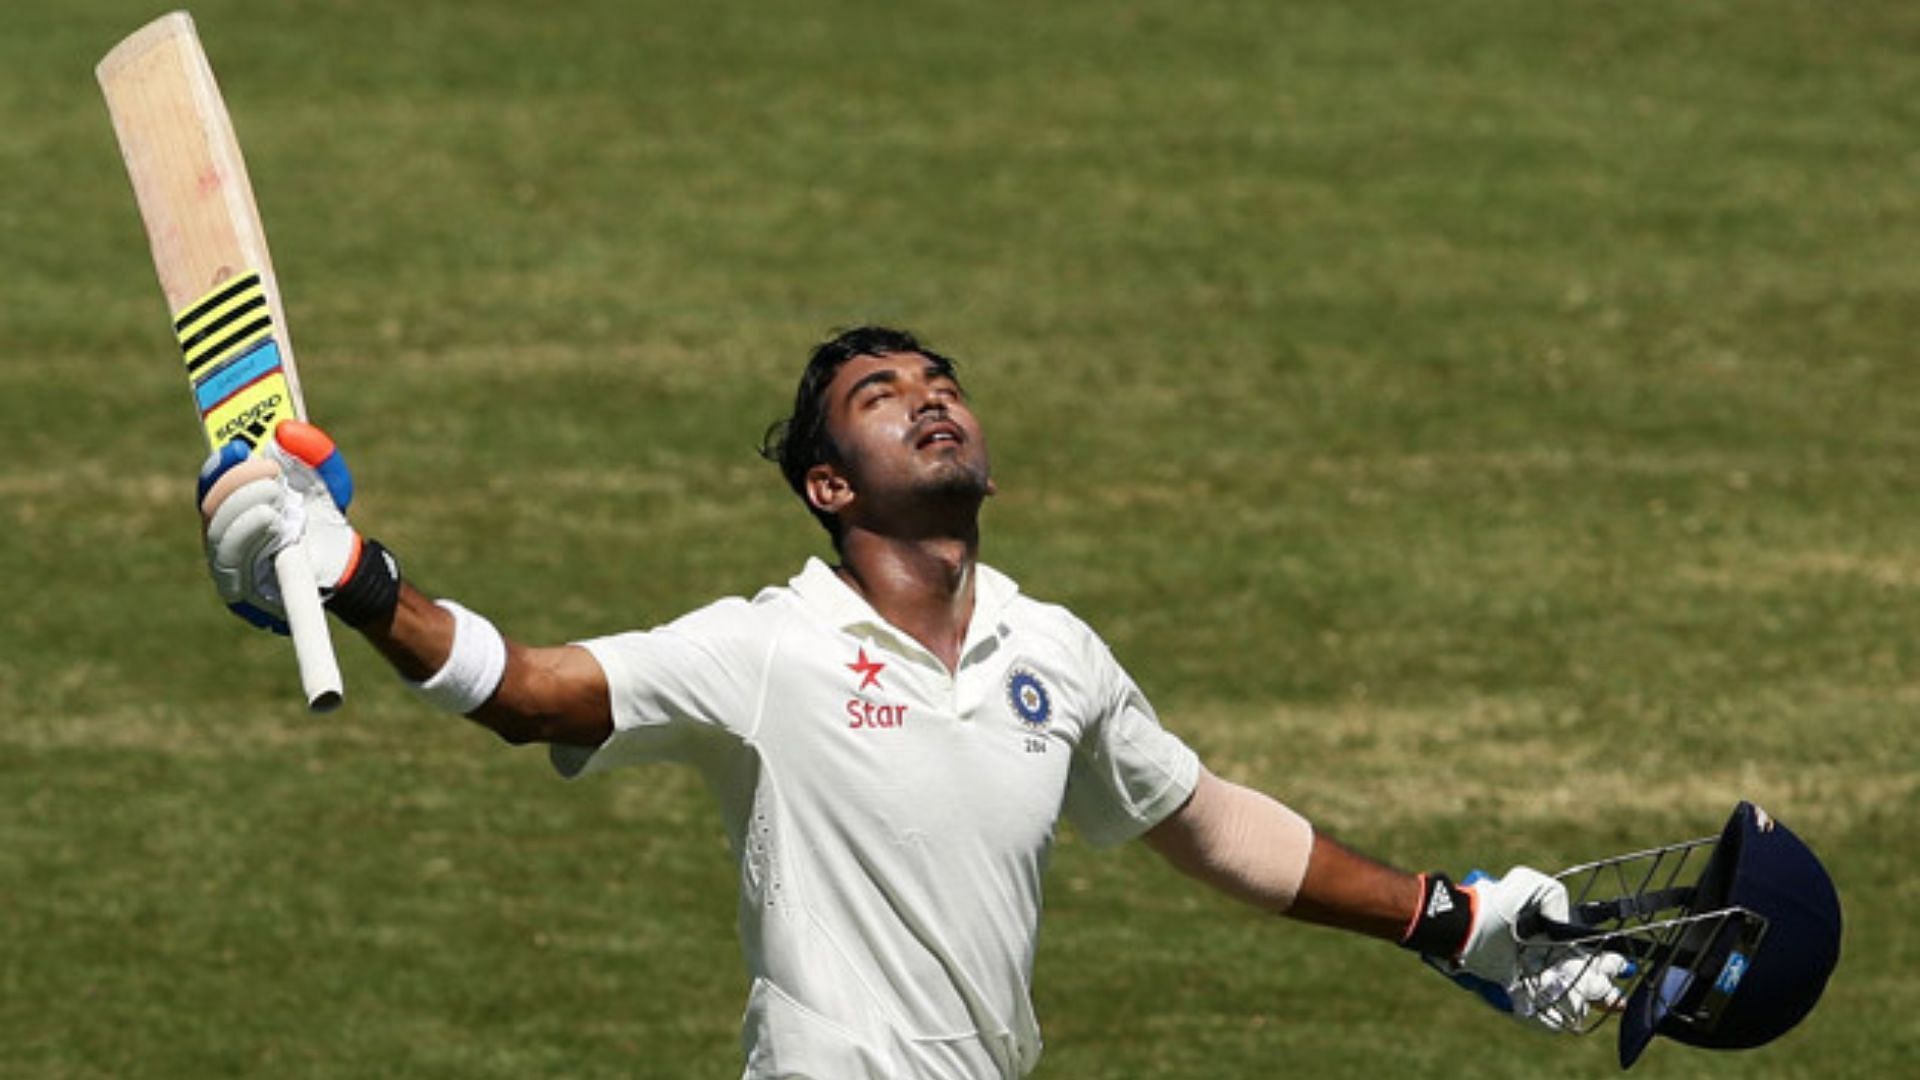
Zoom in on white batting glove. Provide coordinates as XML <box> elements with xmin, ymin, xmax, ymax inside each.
<box><xmin>197</xmin><ymin>421</ymin><xmax>358</xmax><ymax>632</ymax></box>
<box><xmin>1511</xmin><ymin>951</ymin><xmax>1630</xmax><ymax>1032</ymax></box>
<box><xmin>1405</xmin><ymin>867</ymin><xmax>1628</xmax><ymax>1033</ymax></box>
<box><xmin>1456</xmin><ymin>867</ymin><xmax>1567</xmax><ymax>983</ymax></box>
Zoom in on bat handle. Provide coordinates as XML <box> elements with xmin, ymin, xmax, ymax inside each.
<box><xmin>273</xmin><ymin>540</ymin><xmax>344</xmax><ymax>712</ymax></box>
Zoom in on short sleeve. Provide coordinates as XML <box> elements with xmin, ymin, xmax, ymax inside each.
<box><xmin>550</xmin><ymin>597</ymin><xmax>764</xmax><ymax>778</ymax></box>
<box><xmin>1061</xmin><ymin>636</ymin><xmax>1200</xmax><ymax>848</ymax></box>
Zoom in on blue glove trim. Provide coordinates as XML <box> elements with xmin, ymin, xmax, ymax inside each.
<box><xmin>1452</xmin><ymin>968</ymin><xmax>1516</xmax><ymax>1013</ymax></box>
<box><xmin>314</xmin><ymin>449</ymin><xmax>353</xmax><ymax>511</ymax></box>
<box><xmin>195</xmin><ymin>440</ymin><xmax>252</xmax><ymax>504</ymax></box>
<box><xmin>228</xmin><ymin>600</ymin><xmax>289</xmax><ymax>636</ymax></box>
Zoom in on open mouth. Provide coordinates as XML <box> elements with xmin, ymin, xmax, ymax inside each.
<box><xmin>913</xmin><ymin>422</ymin><xmax>964</xmax><ymax>449</ymax></box>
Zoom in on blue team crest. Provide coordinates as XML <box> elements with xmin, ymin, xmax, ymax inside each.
<box><xmin>1006</xmin><ymin>668</ymin><xmax>1052</xmax><ymax>728</ymax></box>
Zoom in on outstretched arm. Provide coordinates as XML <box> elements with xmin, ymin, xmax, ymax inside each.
<box><xmin>1143</xmin><ymin>768</ymin><xmax>1419</xmax><ymax>939</ymax></box>
<box><xmin>1143</xmin><ymin>767</ymin><xmax>1623</xmax><ymax>1030</ymax></box>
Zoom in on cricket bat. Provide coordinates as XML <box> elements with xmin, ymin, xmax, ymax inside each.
<box><xmin>98</xmin><ymin>11</ymin><xmax>344</xmax><ymax>712</ymax></box>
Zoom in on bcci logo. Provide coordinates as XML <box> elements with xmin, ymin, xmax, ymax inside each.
<box><xmin>1006</xmin><ymin>668</ymin><xmax>1052</xmax><ymax>729</ymax></box>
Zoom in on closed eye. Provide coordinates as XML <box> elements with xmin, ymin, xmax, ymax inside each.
<box><xmin>927</xmin><ymin>376</ymin><xmax>966</xmax><ymax>404</ymax></box>
<box><xmin>844</xmin><ymin>369</ymin><xmax>898</xmax><ymax>409</ymax></box>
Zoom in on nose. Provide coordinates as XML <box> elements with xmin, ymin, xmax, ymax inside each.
<box><xmin>911</xmin><ymin>388</ymin><xmax>949</xmax><ymax>417</ymax></box>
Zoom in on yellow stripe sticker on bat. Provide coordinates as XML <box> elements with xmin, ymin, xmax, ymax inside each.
<box><xmin>177</xmin><ymin>271</ymin><xmax>295</xmax><ymax>452</ymax></box>
<box><xmin>176</xmin><ymin>271</ymin><xmax>272</xmax><ymax>373</ymax></box>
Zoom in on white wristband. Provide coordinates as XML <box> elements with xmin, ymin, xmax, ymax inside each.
<box><xmin>410</xmin><ymin>600</ymin><xmax>508</xmax><ymax>714</ymax></box>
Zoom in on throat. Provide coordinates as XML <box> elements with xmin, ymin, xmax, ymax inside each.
<box><xmin>834</xmin><ymin>543</ymin><xmax>977</xmax><ymax>672</ymax></box>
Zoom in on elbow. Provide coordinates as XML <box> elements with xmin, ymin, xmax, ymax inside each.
<box><xmin>472</xmin><ymin>702</ymin><xmax>552</xmax><ymax>746</ymax></box>
<box><xmin>472</xmin><ymin>646</ymin><xmax>610</xmax><ymax>749</ymax></box>
<box><xmin>476</xmin><ymin>700</ymin><xmax>609</xmax><ymax>749</ymax></box>
<box><xmin>492</xmin><ymin>722</ymin><xmax>542</xmax><ymax>747</ymax></box>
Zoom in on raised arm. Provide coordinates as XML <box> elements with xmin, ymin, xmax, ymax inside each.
<box><xmin>197</xmin><ymin>421</ymin><xmax>612</xmax><ymax>747</ymax></box>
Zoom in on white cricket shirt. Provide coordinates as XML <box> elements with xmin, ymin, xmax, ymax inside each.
<box><xmin>553</xmin><ymin>558</ymin><xmax>1200</xmax><ymax>1079</ymax></box>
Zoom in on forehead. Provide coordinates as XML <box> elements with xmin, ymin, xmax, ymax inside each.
<box><xmin>826</xmin><ymin>351</ymin><xmax>956</xmax><ymax>395</ymax></box>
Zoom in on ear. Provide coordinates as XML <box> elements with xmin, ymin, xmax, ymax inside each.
<box><xmin>805</xmin><ymin>462</ymin><xmax>854</xmax><ymax>517</ymax></box>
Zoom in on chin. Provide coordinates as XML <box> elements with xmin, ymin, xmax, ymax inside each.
<box><xmin>924</xmin><ymin>485</ymin><xmax>991</xmax><ymax>505</ymax></box>
<box><xmin>924</xmin><ymin>467</ymin><xmax>993</xmax><ymax>501</ymax></box>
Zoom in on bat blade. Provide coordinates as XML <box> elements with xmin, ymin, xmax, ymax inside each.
<box><xmin>99</xmin><ymin>11</ymin><xmax>343</xmax><ymax>711</ymax></box>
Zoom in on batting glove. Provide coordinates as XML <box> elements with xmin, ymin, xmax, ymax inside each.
<box><xmin>1509</xmin><ymin>950</ymin><xmax>1630</xmax><ymax>1032</ymax></box>
<box><xmin>197</xmin><ymin>421</ymin><xmax>399</xmax><ymax>632</ymax></box>
<box><xmin>1403</xmin><ymin>867</ymin><xmax>1627</xmax><ymax>1033</ymax></box>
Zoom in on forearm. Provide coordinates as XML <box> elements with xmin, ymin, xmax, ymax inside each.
<box><xmin>1286</xmin><ymin>833</ymin><xmax>1423</xmax><ymax>942</ymax></box>
<box><xmin>358</xmin><ymin>580</ymin><xmax>455</xmax><ymax>681</ymax></box>
<box><xmin>356</xmin><ymin>580</ymin><xmax>612</xmax><ymax>747</ymax></box>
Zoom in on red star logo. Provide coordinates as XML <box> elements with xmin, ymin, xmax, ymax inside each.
<box><xmin>847</xmin><ymin>647</ymin><xmax>885</xmax><ymax>691</ymax></box>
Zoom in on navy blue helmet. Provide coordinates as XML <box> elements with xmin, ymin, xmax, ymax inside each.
<box><xmin>1509</xmin><ymin>801</ymin><xmax>1843</xmax><ymax>1069</ymax></box>
<box><xmin>1614</xmin><ymin>801</ymin><xmax>1843</xmax><ymax>1068</ymax></box>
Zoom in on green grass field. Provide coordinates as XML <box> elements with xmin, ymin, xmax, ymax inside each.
<box><xmin>4</xmin><ymin>1</ymin><xmax>1916</xmax><ymax>1075</ymax></box>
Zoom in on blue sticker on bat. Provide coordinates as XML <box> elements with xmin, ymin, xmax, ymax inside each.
<box><xmin>193</xmin><ymin>338</ymin><xmax>283</xmax><ymax>413</ymax></box>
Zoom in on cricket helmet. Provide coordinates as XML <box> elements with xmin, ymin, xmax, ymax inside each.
<box><xmin>1613</xmin><ymin>801</ymin><xmax>1843</xmax><ymax>1067</ymax></box>
<box><xmin>1513</xmin><ymin>801</ymin><xmax>1843</xmax><ymax>1069</ymax></box>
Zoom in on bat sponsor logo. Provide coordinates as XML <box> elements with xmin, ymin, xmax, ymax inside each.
<box><xmin>212</xmin><ymin>391</ymin><xmax>286</xmax><ymax>448</ymax></box>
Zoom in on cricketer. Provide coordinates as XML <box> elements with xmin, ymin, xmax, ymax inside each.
<box><xmin>196</xmin><ymin>325</ymin><xmax>1626</xmax><ymax>1078</ymax></box>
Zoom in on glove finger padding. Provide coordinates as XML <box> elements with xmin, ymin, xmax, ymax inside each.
<box><xmin>263</xmin><ymin>430</ymin><xmax>356</xmax><ymax>588</ymax></box>
<box><xmin>204</xmin><ymin>460</ymin><xmax>299</xmax><ymax>614</ymax></box>
<box><xmin>198</xmin><ymin>449</ymin><xmax>279</xmax><ymax>527</ymax></box>
<box><xmin>197</xmin><ymin>421</ymin><xmax>359</xmax><ymax>632</ymax></box>
<box><xmin>196</xmin><ymin>439</ymin><xmax>253</xmax><ymax>507</ymax></box>
<box><xmin>271</xmin><ymin>419</ymin><xmax>354</xmax><ymax>512</ymax></box>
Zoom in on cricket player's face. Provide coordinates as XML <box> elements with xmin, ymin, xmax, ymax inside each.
<box><xmin>813</xmin><ymin>351</ymin><xmax>994</xmax><ymax>519</ymax></box>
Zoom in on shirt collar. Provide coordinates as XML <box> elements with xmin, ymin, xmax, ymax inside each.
<box><xmin>789</xmin><ymin>556</ymin><xmax>1021</xmax><ymax>664</ymax></box>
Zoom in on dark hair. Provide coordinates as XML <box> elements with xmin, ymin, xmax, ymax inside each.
<box><xmin>759</xmin><ymin>325</ymin><xmax>960</xmax><ymax>548</ymax></box>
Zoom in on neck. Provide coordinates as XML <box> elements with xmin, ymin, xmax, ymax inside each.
<box><xmin>835</xmin><ymin>528</ymin><xmax>979</xmax><ymax>672</ymax></box>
